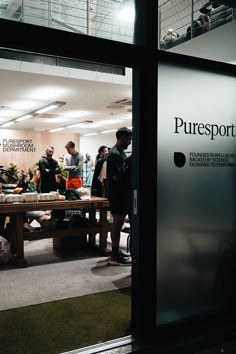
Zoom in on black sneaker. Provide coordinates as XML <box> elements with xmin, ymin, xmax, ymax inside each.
<box><xmin>108</xmin><ymin>253</ymin><xmax>132</xmax><ymax>266</ymax></box>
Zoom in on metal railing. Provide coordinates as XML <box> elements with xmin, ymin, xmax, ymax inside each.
<box><xmin>0</xmin><ymin>0</ymin><xmax>135</xmax><ymax>44</ymax></box>
<box><xmin>158</xmin><ymin>0</ymin><xmax>236</xmax><ymax>50</ymax></box>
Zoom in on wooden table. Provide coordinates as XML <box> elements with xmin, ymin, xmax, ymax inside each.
<box><xmin>0</xmin><ymin>197</ymin><xmax>111</xmax><ymax>267</ymax></box>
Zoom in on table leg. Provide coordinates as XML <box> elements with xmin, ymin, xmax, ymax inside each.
<box><xmin>15</xmin><ymin>212</ymin><xmax>27</xmax><ymax>267</ymax></box>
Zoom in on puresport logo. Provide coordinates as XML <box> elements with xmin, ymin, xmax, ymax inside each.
<box><xmin>174</xmin><ymin>117</ymin><xmax>235</xmax><ymax>141</ymax></box>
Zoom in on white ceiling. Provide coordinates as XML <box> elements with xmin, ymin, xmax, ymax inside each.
<box><xmin>0</xmin><ymin>69</ymin><xmax>132</xmax><ymax>135</ymax></box>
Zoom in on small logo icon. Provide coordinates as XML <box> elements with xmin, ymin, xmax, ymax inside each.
<box><xmin>174</xmin><ymin>152</ymin><xmax>186</xmax><ymax>168</ymax></box>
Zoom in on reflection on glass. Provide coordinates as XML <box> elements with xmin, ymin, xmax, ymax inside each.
<box><xmin>0</xmin><ymin>0</ymin><xmax>135</xmax><ymax>44</ymax></box>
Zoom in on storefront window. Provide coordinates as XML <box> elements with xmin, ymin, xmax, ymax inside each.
<box><xmin>0</xmin><ymin>60</ymin><xmax>132</xmax><ymax>352</ymax></box>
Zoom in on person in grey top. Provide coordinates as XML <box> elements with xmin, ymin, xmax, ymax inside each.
<box><xmin>63</xmin><ymin>141</ymin><xmax>84</xmax><ymax>190</ymax></box>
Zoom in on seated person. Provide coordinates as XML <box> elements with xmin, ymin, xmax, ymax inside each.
<box><xmin>17</xmin><ymin>173</ymin><xmax>36</xmax><ymax>193</ymax></box>
<box><xmin>24</xmin><ymin>210</ymin><xmax>52</xmax><ymax>229</ymax></box>
<box><xmin>55</xmin><ymin>174</ymin><xmax>66</xmax><ymax>194</ymax></box>
<box><xmin>186</xmin><ymin>14</ymin><xmax>211</xmax><ymax>39</ymax></box>
<box><xmin>16</xmin><ymin>173</ymin><xmax>53</xmax><ymax>230</ymax></box>
<box><xmin>31</xmin><ymin>169</ymin><xmax>41</xmax><ymax>193</ymax></box>
<box><xmin>162</xmin><ymin>28</ymin><xmax>179</xmax><ymax>46</ymax></box>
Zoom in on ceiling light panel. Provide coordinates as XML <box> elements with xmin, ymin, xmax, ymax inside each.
<box><xmin>15</xmin><ymin>114</ymin><xmax>33</xmax><ymax>122</ymax></box>
<box><xmin>1</xmin><ymin>121</ymin><xmax>15</xmax><ymax>128</ymax></box>
<box><xmin>35</xmin><ymin>101</ymin><xmax>66</xmax><ymax>114</ymax></box>
<box><xmin>49</xmin><ymin>127</ymin><xmax>64</xmax><ymax>132</ymax></box>
<box><xmin>36</xmin><ymin>104</ymin><xmax>59</xmax><ymax>114</ymax></box>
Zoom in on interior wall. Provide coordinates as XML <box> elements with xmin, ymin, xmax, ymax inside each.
<box><xmin>80</xmin><ymin>133</ymin><xmax>117</xmax><ymax>161</ymax></box>
<box><xmin>0</xmin><ymin>129</ymin><xmax>80</xmax><ymax>178</ymax></box>
<box><xmin>80</xmin><ymin>132</ymin><xmax>133</xmax><ymax>162</ymax></box>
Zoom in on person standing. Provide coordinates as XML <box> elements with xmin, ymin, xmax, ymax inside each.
<box><xmin>83</xmin><ymin>153</ymin><xmax>95</xmax><ymax>187</ymax></box>
<box><xmin>91</xmin><ymin>145</ymin><xmax>108</xmax><ymax>197</ymax></box>
<box><xmin>64</xmin><ymin>141</ymin><xmax>84</xmax><ymax>190</ymax></box>
<box><xmin>39</xmin><ymin>145</ymin><xmax>61</xmax><ymax>193</ymax></box>
<box><xmin>95</xmin><ymin>145</ymin><xmax>109</xmax><ymax>166</ymax></box>
<box><xmin>107</xmin><ymin>127</ymin><xmax>132</xmax><ymax>265</ymax></box>
<box><xmin>0</xmin><ymin>183</ymin><xmax>6</xmax><ymax>236</ymax></box>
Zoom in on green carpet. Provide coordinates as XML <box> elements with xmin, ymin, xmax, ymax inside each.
<box><xmin>0</xmin><ymin>287</ymin><xmax>131</xmax><ymax>354</ymax></box>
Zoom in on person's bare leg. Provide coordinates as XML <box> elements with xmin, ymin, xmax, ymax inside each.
<box><xmin>111</xmin><ymin>214</ymin><xmax>126</xmax><ymax>252</ymax></box>
<box><xmin>109</xmin><ymin>214</ymin><xmax>131</xmax><ymax>265</ymax></box>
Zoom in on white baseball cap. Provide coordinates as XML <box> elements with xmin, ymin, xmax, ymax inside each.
<box><xmin>76</xmin><ymin>187</ymin><xmax>91</xmax><ymax>200</ymax></box>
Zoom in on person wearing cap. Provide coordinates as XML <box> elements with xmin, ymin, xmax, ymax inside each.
<box><xmin>106</xmin><ymin>127</ymin><xmax>132</xmax><ymax>266</ymax></box>
<box><xmin>64</xmin><ymin>141</ymin><xmax>84</xmax><ymax>190</ymax></box>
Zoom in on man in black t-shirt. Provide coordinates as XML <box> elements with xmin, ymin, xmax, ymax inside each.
<box><xmin>107</xmin><ymin>127</ymin><xmax>132</xmax><ymax>266</ymax></box>
<box><xmin>39</xmin><ymin>145</ymin><xmax>61</xmax><ymax>193</ymax></box>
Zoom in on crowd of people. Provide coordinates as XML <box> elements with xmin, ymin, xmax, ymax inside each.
<box><xmin>0</xmin><ymin>128</ymin><xmax>133</xmax><ymax>266</ymax></box>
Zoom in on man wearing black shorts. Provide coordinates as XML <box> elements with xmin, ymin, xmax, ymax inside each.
<box><xmin>107</xmin><ymin>127</ymin><xmax>132</xmax><ymax>265</ymax></box>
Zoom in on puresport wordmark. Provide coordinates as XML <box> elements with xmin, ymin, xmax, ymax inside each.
<box><xmin>174</xmin><ymin>117</ymin><xmax>236</xmax><ymax>140</ymax></box>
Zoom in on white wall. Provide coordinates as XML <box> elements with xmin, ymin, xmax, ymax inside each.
<box><xmin>80</xmin><ymin>132</ymin><xmax>132</xmax><ymax>161</ymax></box>
<box><xmin>170</xmin><ymin>20</ymin><xmax>236</xmax><ymax>64</ymax></box>
<box><xmin>80</xmin><ymin>133</ymin><xmax>115</xmax><ymax>161</ymax></box>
